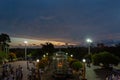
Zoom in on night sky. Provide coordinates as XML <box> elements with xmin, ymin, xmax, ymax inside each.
<box><xmin>0</xmin><ymin>0</ymin><xmax>120</xmax><ymax>46</ymax></box>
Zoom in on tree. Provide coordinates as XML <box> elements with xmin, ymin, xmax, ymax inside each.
<box><xmin>0</xmin><ymin>51</ymin><xmax>6</xmax><ymax>63</ymax></box>
<box><xmin>41</xmin><ymin>42</ymin><xmax>55</xmax><ymax>56</ymax></box>
<box><xmin>29</xmin><ymin>50</ymin><xmax>38</xmax><ymax>59</ymax></box>
<box><xmin>8</xmin><ymin>52</ymin><xmax>16</xmax><ymax>61</ymax></box>
<box><xmin>37</xmin><ymin>57</ymin><xmax>49</xmax><ymax>69</ymax></box>
<box><xmin>71</xmin><ymin>61</ymin><xmax>83</xmax><ymax>71</ymax></box>
<box><xmin>84</xmin><ymin>54</ymin><xmax>92</xmax><ymax>62</ymax></box>
<box><xmin>115</xmin><ymin>43</ymin><xmax>120</xmax><ymax>47</ymax></box>
<box><xmin>0</xmin><ymin>33</ymin><xmax>11</xmax><ymax>52</ymax></box>
<box><xmin>92</xmin><ymin>51</ymin><xmax>120</xmax><ymax>67</ymax></box>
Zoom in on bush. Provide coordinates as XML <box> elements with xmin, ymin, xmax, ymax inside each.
<box><xmin>0</xmin><ymin>51</ymin><xmax>6</xmax><ymax>64</ymax></box>
<box><xmin>37</xmin><ymin>57</ymin><xmax>49</xmax><ymax>69</ymax></box>
<box><xmin>92</xmin><ymin>51</ymin><xmax>120</xmax><ymax>67</ymax></box>
<box><xmin>8</xmin><ymin>52</ymin><xmax>16</xmax><ymax>61</ymax></box>
<box><xmin>71</xmin><ymin>61</ymin><xmax>83</xmax><ymax>71</ymax></box>
<box><xmin>69</xmin><ymin>59</ymin><xmax>78</xmax><ymax>68</ymax></box>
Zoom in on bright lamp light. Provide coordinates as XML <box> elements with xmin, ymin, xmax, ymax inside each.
<box><xmin>86</xmin><ymin>38</ymin><xmax>92</xmax><ymax>43</ymax></box>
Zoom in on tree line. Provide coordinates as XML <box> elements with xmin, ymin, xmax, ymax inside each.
<box><xmin>10</xmin><ymin>42</ymin><xmax>120</xmax><ymax>60</ymax></box>
<box><xmin>0</xmin><ymin>33</ymin><xmax>120</xmax><ymax>66</ymax></box>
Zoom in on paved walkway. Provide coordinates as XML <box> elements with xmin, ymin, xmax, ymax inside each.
<box><xmin>86</xmin><ymin>64</ymin><xmax>105</xmax><ymax>80</ymax></box>
<box><xmin>0</xmin><ymin>61</ymin><xmax>120</xmax><ymax>80</ymax></box>
<box><xmin>86</xmin><ymin>64</ymin><xmax>120</xmax><ymax>80</ymax></box>
<box><xmin>0</xmin><ymin>61</ymin><xmax>35</xmax><ymax>80</ymax></box>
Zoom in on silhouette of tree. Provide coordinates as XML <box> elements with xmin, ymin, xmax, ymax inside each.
<box><xmin>0</xmin><ymin>33</ymin><xmax>11</xmax><ymax>52</ymax></box>
<box><xmin>115</xmin><ymin>43</ymin><xmax>120</xmax><ymax>47</ymax></box>
<box><xmin>41</xmin><ymin>42</ymin><xmax>55</xmax><ymax>56</ymax></box>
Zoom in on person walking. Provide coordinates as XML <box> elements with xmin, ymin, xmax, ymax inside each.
<box><xmin>16</xmin><ymin>65</ymin><xmax>23</xmax><ymax>80</ymax></box>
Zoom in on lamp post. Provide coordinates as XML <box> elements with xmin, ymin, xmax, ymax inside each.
<box><xmin>46</xmin><ymin>53</ymin><xmax>48</xmax><ymax>56</ymax></box>
<box><xmin>36</xmin><ymin>59</ymin><xmax>41</xmax><ymax>80</ymax></box>
<box><xmin>82</xmin><ymin>59</ymin><xmax>87</xmax><ymax>80</ymax></box>
<box><xmin>66</xmin><ymin>53</ymin><xmax>68</xmax><ymax>55</ymax></box>
<box><xmin>36</xmin><ymin>59</ymin><xmax>39</xmax><ymax>63</ymax></box>
<box><xmin>24</xmin><ymin>41</ymin><xmax>28</xmax><ymax>61</ymax></box>
<box><xmin>66</xmin><ymin>53</ymin><xmax>68</xmax><ymax>59</ymax></box>
<box><xmin>70</xmin><ymin>54</ymin><xmax>73</xmax><ymax>58</ymax></box>
<box><xmin>86</xmin><ymin>38</ymin><xmax>92</xmax><ymax>55</ymax></box>
<box><xmin>43</xmin><ymin>54</ymin><xmax>46</xmax><ymax>58</ymax></box>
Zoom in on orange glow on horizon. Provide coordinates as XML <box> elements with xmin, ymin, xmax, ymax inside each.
<box><xmin>10</xmin><ymin>37</ymin><xmax>77</xmax><ymax>47</ymax></box>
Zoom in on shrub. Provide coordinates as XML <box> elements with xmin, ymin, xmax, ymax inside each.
<box><xmin>92</xmin><ymin>51</ymin><xmax>120</xmax><ymax>67</ymax></box>
<box><xmin>71</xmin><ymin>61</ymin><xmax>83</xmax><ymax>71</ymax></box>
<box><xmin>37</xmin><ymin>57</ymin><xmax>49</xmax><ymax>69</ymax></box>
<box><xmin>8</xmin><ymin>52</ymin><xmax>16</xmax><ymax>61</ymax></box>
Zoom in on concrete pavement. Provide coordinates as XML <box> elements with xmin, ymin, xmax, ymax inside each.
<box><xmin>0</xmin><ymin>61</ymin><xmax>120</xmax><ymax>80</ymax></box>
<box><xmin>85</xmin><ymin>64</ymin><xmax>120</xmax><ymax>80</ymax></box>
<box><xmin>0</xmin><ymin>61</ymin><xmax>36</xmax><ymax>80</ymax></box>
<box><xmin>86</xmin><ymin>64</ymin><xmax>105</xmax><ymax>80</ymax></box>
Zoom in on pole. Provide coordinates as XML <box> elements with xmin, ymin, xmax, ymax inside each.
<box><xmin>86</xmin><ymin>38</ymin><xmax>92</xmax><ymax>55</ymax></box>
<box><xmin>82</xmin><ymin>62</ymin><xmax>87</xmax><ymax>80</ymax></box>
<box><xmin>88</xmin><ymin>43</ymin><xmax>90</xmax><ymax>55</ymax></box>
<box><xmin>25</xmin><ymin>44</ymin><xmax>27</xmax><ymax>60</ymax></box>
<box><xmin>24</xmin><ymin>41</ymin><xmax>28</xmax><ymax>61</ymax></box>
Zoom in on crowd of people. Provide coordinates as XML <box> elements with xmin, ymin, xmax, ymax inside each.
<box><xmin>1</xmin><ymin>63</ymin><xmax>23</xmax><ymax>80</ymax></box>
<box><xmin>106</xmin><ymin>69</ymin><xmax>120</xmax><ymax>80</ymax></box>
<box><xmin>0</xmin><ymin>61</ymin><xmax>42</xmax><ymax>80</ymax></box>
<box><xmin>27</xmin><ymin>67</ymin><xmax>37</xmax><ymax>80</ymax></box>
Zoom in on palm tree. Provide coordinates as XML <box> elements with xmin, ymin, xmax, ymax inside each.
<box><xmin>0</xmin><ymin>33</ymin><xmax>11</xmax><ymax>53</ymax></box>
<box><xmin>41</xmin><ymin>42</ymin><xmax>55</xmax><ymax>56</ymax></box>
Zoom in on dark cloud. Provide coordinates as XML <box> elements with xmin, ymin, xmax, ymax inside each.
<box><xmin>0</xmin><ymin>0</ymin><xmax>120</xmax><ymax>44</ymax></box>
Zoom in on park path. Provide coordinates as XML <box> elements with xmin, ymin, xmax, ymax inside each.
<box><xmin>1</xmin><ymin>61</ymin><xmax>120</xmax><ymax>80</ymax></box>
<box><xmin>85</xmin><ymin>64</ymin><xmax>120</xmax><ymax>80</ymax></box>
<box><xmin>0</xmin><ymin>61</ymin><xmax>105</xmax><ymax>80</ymax></box>
<box><xmin>0</xmin><ymin>61</ymin><xmax>54</xmax><ymax>80</ymax></box>
<box><xmin>0</xmin><ymin>61</ymin><xmax>35</xmax><ymax>80</ymax></box>
<box><xmin>86</xmin><ymin>64</ymin><xmax>102</xmax><ymax>80</ymax></box>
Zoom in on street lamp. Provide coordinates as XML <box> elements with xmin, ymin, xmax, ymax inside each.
<box><xmin>43</xmin><ymin>54</ymin><xmax>46</xmax><ymax>58</ymax></box>
<box><xmin>46</xmin><ymin>53</ymin><xmax>48</xmax><ymax>56</ymax></box>
<box><xmin>83</xmin><ymin>59</ymin><xmax>86</xmax><ymax>63</ymax></box>
<box><xmin>66</xmin><ymin>53</ymin><xmax>68</xmax><ymax>56</ymax></box>
<box><xmin>66</xmin><ymin>53</ymin><xmax>68</xmax><ymax>59</ymax></box>
<box><xmin>82</xmin><ymin>59</ymin><xmax>87</xmax><ymax>80</ymax></box>
<box><xmin>36</xmin><ymin>59</ymin><xmax>39</xmax><ymax>63</ymax></box>
<box><xmin>86</xmin><ymin>38</ymin><xmax>92</xmax><ymax>55</ymax></box>
<box><xmin>36</xmin><ymin>59</ymin><xmax>41</xmax><ymax>80</ymax></box>
<box><xmin>70</xmin><ymin>54</ymin><xmax>73</xmax><ymax>58</ymax></box>
<box><xmin>24</xmin><ymin>41</ymin><xmax>28</xmax><ymax>60</ymax></box>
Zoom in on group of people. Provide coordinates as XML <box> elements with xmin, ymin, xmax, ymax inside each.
<box><xmin>106</xmin><ymin>69</ymin><xmax>120</xmax><ymax>80</ymax></box>
<box><xmin>27</xmin><ymin>67</ymin><xmax>37</xmax><ymax>80</ymax></box>
<box><xmin>106</xmin><ymin>73</ymin><xmax>120</xmax><ymax>80</ymax></box>
<box><xmin>1</xmin><ymin>63</ymin><xmax>23</xmax><ymax>80</ymax></box>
